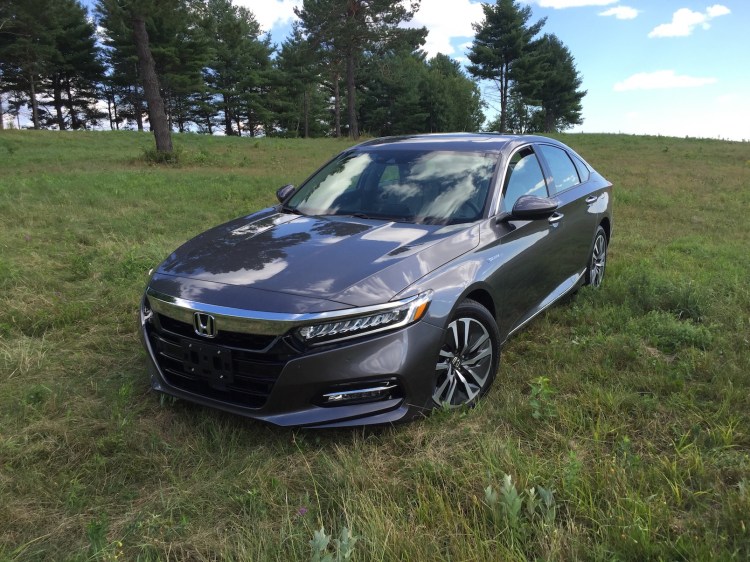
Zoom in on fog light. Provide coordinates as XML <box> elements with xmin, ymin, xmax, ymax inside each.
<box><xmin>141</xmin><ymin>296</ymin><xmax>153</xmax><ymax>323</ymax></box>
<box><xmin>321</xmin><ymin>382</ymin><xmax>399</xmax><ymax>405</ymax></box>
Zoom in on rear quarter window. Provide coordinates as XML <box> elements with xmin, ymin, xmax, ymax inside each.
<box><xmin>572</xmin><ymin>155</ymin><xmax>590</xmax><ymax>183</ymax></box>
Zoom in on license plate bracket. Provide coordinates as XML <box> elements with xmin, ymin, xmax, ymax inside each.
<box><xmin>180</xmin><ymin>339</ymin><xmax>234</xmax><ymax>385</ymax></box>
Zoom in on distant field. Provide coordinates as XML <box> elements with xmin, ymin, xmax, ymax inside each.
<box><xmin>1</xmin><ymin>130</ymin><xmax>749</xmax><ymax>561</ymax></box>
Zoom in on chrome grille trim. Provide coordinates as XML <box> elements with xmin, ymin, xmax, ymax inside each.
<box><xmin>145</xmin><ymin>287</ymin><xmax>423</xmax><ymax>337</ymax></box>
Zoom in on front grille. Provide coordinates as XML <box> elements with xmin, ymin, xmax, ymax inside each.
<box><xmin>156</xmin><ymin>313</ymin><xmax>277</xmax><ymax>350</ymax></box>
<box><xmin>147</xmin><ymin>315</ymin><xmax>294</xmax><ymax>409</ymax></box>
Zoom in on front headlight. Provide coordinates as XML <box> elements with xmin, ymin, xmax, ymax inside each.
<box><xmin>296</xmin><ymin>291</ymin><xmax>432</xmax><ymax>345</ymax></box>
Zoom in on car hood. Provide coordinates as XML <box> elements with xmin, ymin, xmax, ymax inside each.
<box><xmin>155</xmin><ymin>208</ymin><xmax>479</xmax><ymax>307</ymax></box>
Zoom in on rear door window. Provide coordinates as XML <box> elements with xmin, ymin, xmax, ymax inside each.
<box><xmin>537</xmin><ymin>144</ymin><xmax>580</xmax><ymax>194</ymax></box>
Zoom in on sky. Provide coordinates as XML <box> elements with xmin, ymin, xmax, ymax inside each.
<box><xmin>245</xmin><ymin>0</ymin><xmax>750</xmax><ymax>141</ymax></box>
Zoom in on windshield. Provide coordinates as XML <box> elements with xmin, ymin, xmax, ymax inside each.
<box><xmin>286</xmin><ymin>149</ymin><xmax>498</xmax><ymax>224</ymax></box>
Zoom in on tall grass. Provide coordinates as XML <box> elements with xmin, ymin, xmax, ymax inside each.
<box><xmin>1</xmin><ymin>130</ymin><xmax>749</xmax><ymax>560</ymax></box>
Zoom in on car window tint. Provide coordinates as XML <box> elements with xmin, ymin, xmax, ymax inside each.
<box><xmin>538</xmin><ymin>144</ymin><xmax>580</xmax><ymax>193</ymax></box>
<box><xmin>289</xmin><ymin>150</ymin><xmax>497</xmax><ymax>224</ymax></box>
<box><xmin>572</xmin><ymin>155</ymin><xmax>590</xmax><ymax>183</ymax></box>
<box><xmin>378</xmin><ymin>164</ymin><xmax>400</xmax><ymax>186</ymax></box>
<box><xmin>501</xmin><ymin>148</ymin><xmax>547</xmax><ymax>213</ymax></box>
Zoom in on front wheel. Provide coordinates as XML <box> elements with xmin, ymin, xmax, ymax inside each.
<box><xmin>432</xmin><ymin>300</ymin><xmax>500</xmax><ymax>407</ymax></box>
<box><xmin>585</xmin><ymin>226</ymin><xmax>608</xmax><ymax>288</ymax></box>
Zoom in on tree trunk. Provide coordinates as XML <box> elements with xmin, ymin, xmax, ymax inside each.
<box><xmin>0</xmin><ymin>95</ymin><xmax>4</xmax><ymax>130</ymax></box>
<box><xmin>132</xmin><ymin>16</ymin><xmax>173</xmax><ymax>153</ymax></box>
<box><xmin>544</xmin><ymin>110</ymin><xmax>555</xmax><ymax>133</ymax></box>
<box><xmin>131</xmin><ymin>84</ymin><xmax>144</xmax><ymax>131</ymax></box>
<box><xmin>499</xmin><ymin>70</ymin><xmax>508</xmax><ymax>133</ymax></box>
<box><xmin>223</xmin><ymin>94</ymin><xmax>233</xmax><ymax>136</ymax></box>
<box><xmin>346</xmin><ymin>50</ymin><xmax>358</xmax><ymax>139</ymax></box>
<box><xmin>105</xmin><ymin>89</ymin><xmax>114</xmax><ymax>130</ymax></box>
<box><xmin>333</xmin><ymin>71</ymin><xmax>341</xmax><ymax>138</ymax></box>
<box><xmin>205</xmin><ymin>112</ymin><xmax>212</xmax><ymax>135</ymax></box>
<box><xmin>29</xmin><ymin>71</ymin><xmax>40</xmax><ymax>129</ymax></box>
<box><xmin>303</xmin><ymin>87</ymin><xmax>309</xmax><ymax>138</ymax></box>
<box><xmin>53</xmin><ymin>74</ymin><xmax>66</xmax><ymax>130</ymax></box>
<box><xmin>131</xmin><ymin>65</ymin><xmax>144</xmax><ymax>131</ymax></box>
<box><xmin>64</xmin><ymin>77</ymin><xmax>81</xmax><ymax>130</ymax></box>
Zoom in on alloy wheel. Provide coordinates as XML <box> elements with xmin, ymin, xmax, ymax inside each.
<box><xmin>433</xmin><ymin>314</ymin><xmax>495</xmax><ymax>407</ymax></box>
<box><xmin>589</xmin><ymin>230</ymin><xmax>607</xmax><ymax>288</ymax></box>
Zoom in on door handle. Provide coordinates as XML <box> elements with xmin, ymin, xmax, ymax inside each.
<box><xmin>548</xmin><ymin>212</ymin><xmax>564</xmax><ymax>224</ymax></box>
<box><xmin>585</xmin><ymin>195</ymin><xmax>598</xmax><ymax>204</ymax></box>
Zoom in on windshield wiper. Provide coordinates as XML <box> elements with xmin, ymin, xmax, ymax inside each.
<box><xmin>335</xmin><ymin>211</ymin><xmax>414</xmax><ymax>223</ymax></box>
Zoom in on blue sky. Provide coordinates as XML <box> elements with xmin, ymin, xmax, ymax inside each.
<box><xmin>245</xmin><ymin>0</ymin><xmax>749</xmax><ymax>141</ymax></box>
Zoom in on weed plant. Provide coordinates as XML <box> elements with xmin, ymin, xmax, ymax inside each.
<box><xmin>1</xmin><ymin>130</ymin><xmax>749</xmax><ymax>560</ymax></box>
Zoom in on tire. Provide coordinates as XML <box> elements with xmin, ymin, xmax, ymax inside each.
<box><xmin>432</xmin><ymin>299</ymin><xmax>500</xmax><ymax>408</ymax></box>
<box><xmin>585</xmin><ymin>226</ymin><xmax>608</xmax><ymax>288</ymax></box>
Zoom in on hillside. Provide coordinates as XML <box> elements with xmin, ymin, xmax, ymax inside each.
<box><xmin>1</xmin><ymin>130</ymin><xmax>749</xmax><ymax>560</ymax></box>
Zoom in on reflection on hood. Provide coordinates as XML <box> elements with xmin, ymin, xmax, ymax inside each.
<box><xmin>158</xmin><ymin>211</ymin><xmax>479</xmax><ymax>306</ymax></box>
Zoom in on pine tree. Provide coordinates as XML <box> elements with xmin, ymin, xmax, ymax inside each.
<box><xmin>46</xmin><ymin>0</ymin><xmax>104</xmax><ymax>130</ymax></box>
<box><xmin>97</xmin><ymin>0</ymin><xmax>186</xmax><ymax>152</ymax></box>
<box><xmin>517</xmin><ymin>34</ymin><xmax>585</xmax><ymax>132</ymax></box>
<box><xmin>273</xmin><ymin>29</ymin><xmax>327</xmax><ymax>137</ymax></box>
<box><xmin>467</xmin><ymin>0</ymin><xmax>545</xmax><ymax>133</ymax></box>
<box><xmin>200</xmin><ymin>0</ymin><xmax>271</xmax><ymax>136</ymax></box>
<box><xmin>359</xmin><ymin>51</ymin><xmax>428</xmax><ymax>137</ymax></box>
<box><xmin>295</xmin><ymin>0</ymin><xmax>426</xmax><ymax>139</ymax></box>
<box><xmin>96</xmin><ymin>0</ymin><xmax>147</xmax><ymax>131</ymax></box>
<box><xmin>0</xmin><ymin>0</ymin><xmax>58</xmax><ymax>129</ymax></box>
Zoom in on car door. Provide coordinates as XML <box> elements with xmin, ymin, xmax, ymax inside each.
<box><xmin>535</xmin><ymin>143</ymin><xmax>600</xmax><ymax>281</ymax></box>
<box><xmin>484</xmin><ymin>145</ymin><xmax>563</xmax><ymax>336</ymax></box>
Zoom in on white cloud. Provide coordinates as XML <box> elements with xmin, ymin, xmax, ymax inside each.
<box><xmin>648</xmin><ymin>5</ymin><xmax>730</xmax><ymax>38</ymax></box>
<box><xmin>706</xmin><ymin>4</ymin><xmax>731</xmax><ymax>18</ymax></box>
<box><xmin>599</xmin><ymin>6</ymin><xmax>639</xmax><ymax>20</ymax></box>
<box><xmin>614</xmin><ymin>70</ymin><xmax>717</xmax><ymax>91</ymax></box>
<box><xmin>406</xmin><ymin>0</ymin><xmax>485</xmax><ymax>57</ymax></box>
<box><xmin>236</xmin><ymin>0</ymin><xmax>301</xmax><ymax>34</ymax></box>
<box><xmin>529</xmin><ymin>0</ymin><xmax>618</xmax><ymax>8</ymax></box>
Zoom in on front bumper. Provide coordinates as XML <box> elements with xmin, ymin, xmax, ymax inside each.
<box><xmin>141</xmin><ymin>309</ymin><xmax>445</xmax><ymax>428</ymax></box>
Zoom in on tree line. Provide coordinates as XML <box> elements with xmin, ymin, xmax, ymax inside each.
<box><xmin>0</xmin><ymin>0</ymin><xmax>585</xmax><ymax>150</ymax></box>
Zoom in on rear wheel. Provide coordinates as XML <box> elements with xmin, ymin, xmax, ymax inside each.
<box><xmin>432</xmin><ymin>300</ymin><xmax>500</xmax><ymax>407</ymax></box>
<box><xmin>586</xmin><ymin>226</ymin><xmax>608</xmax><ymax>288</ymax></box>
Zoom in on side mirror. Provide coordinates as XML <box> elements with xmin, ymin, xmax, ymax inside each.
<box><xmin>276</xmin><ymin>184</ymin><xmax>295</xmax><ymax>203</ymax></box>
<box><xmin>509</xmin><ymin>195</ymin><xmax>558</xmax><ymax>220</ymax></box>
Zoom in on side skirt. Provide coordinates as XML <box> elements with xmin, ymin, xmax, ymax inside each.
<box><xmin>500</xmin><ymin>268</ymin><xmax>586</xmax><ymax>346</ymax></box>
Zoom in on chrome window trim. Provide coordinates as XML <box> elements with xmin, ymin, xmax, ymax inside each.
<box><xmin>492</xmin><ymin>144</ymin><xmax>527</xmax><ymax>216</ymax></box>
<box><xmin>145</xmin><ymin>287</ymin><xmax>426</xmax><ymax>336</ymax></box>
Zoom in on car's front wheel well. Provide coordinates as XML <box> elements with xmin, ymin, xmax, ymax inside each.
<box><xmin>599</xmin><ymin>217</ymin><xmax>611</xmax><ymax>242</ymax></box>
<box><xmin>464</xmin><ymin>288</ymin><xmax>495</xmax><ymax>319</ymax></box>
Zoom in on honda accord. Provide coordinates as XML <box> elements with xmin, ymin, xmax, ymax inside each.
<box><xmin>140</xmin><ymin>133</ymin><xmax>612</xmax><ymax>427</ymax></box>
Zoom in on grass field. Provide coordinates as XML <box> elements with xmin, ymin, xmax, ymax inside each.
<box><xmin>1</xmin><ymin>130</ymin><xmax>749</xmax><ymax>561</ymax></box>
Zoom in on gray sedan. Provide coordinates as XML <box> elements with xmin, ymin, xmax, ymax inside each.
<box><xmin>140</xmin><ymin>133</ymin><xmax>612</xmax><ymax>427</ymax></box>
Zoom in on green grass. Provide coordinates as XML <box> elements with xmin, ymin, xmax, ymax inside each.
<box><xmin>1</xmin><ymin>130</ymin><xmax>749</xmax><ymax>561</ymax></box>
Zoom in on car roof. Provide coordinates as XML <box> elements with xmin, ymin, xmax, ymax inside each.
<box><xmin>354</xmin><ymin>132</ymin><xmax>567</xmax><ymax>155</ymax></box>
